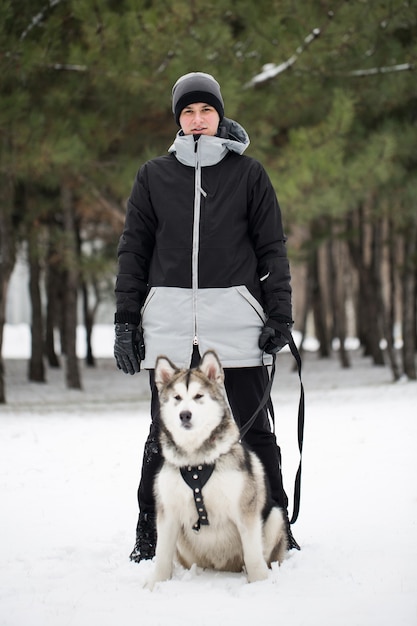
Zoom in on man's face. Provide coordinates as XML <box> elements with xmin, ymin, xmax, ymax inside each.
<box><xmin>179</xmin><ymin>102</ymin><xmax>220</xmax><ymax>136</ymax></box>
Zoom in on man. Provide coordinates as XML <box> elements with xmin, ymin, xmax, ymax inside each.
<box><xmin>114</xmin><ymin>72</ymin><xmax>299</xmax><ymax>561</ymax></box>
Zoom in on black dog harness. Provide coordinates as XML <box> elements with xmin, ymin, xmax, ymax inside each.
<box><xmin>180</xmin><ymin>464</ymin><xmax>215</xmax><ymax>532</ymax></box>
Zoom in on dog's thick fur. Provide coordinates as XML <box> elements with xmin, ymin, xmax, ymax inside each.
<box><xmin>145</xmin><ymin>350</ymin><xmax>288</xmax><ymax>589</ymax></box>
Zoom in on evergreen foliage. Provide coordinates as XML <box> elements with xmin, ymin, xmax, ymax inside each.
<box><xmin>0</xmin><ymin>0</ymin><xmax>416</xmax><ymax>397</ymax></box>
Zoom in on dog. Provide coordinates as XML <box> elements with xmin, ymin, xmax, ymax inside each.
<box><xmin>144</xmin><ymin>350</ymin><xmax>288</xmax><ymax>590</ymax></box>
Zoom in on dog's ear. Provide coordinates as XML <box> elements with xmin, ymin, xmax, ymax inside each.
<box><xmin>199</xmin><ymin>351</ymin><xmax>224</xmax><ymax>385</ymax></box>
<box><xmin>154</xmin><ymin>356</ymin><xmax>178</xmax><ymax>389</ymax></box>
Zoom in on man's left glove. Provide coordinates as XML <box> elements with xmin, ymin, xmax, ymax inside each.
<box><xmin>259</xmin><ymin>318</ymin><xmax>293</xmax><ymax>355</ymax></box>
<box><xmin>114</xmin><ymin>323</ymin><xmax>145</xmax><ymax>375</ymax></box>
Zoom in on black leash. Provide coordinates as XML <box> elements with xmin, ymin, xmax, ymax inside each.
<box><xmin>239</xmin><ymin>327</ymin><xmax>305</xmax><ymax>525</ymax></box>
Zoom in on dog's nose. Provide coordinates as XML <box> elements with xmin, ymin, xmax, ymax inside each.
<box><xmin>180</xmin><ymin>410</ymin><xmax>192</xmax><ymax>423</ymax></box>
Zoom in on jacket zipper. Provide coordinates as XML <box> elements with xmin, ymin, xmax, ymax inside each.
<box><xmin>192</xmin><ymin>139</ymin><xmax>207</xmax><ymax>347</ymax></box>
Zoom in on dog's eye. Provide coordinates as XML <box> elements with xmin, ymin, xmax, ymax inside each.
<box><xmin>174</xmin><ymin>394</ymin><xmax>182</xmax><ymax>401</ymax></box>
<box><xmin>194</xmin><ymin>393</ymin><xmax>204</xmax><ymax>400</ymax></box>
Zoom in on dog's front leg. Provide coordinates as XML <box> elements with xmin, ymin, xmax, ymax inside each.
<box><xmin>144</xmin><ymin>513</ymin><xmax>180</xmax><ymax>591</ymax></box>
<box><xmin>239</xmin><ymin>519</ymin><xmax>270</xmax><ymax>583</ymax></box>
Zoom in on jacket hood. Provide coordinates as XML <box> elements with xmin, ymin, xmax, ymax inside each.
<box><xmin>168</xmin><ymin>117</ymin><xmax>250</xmax><ymax>167</ymax></box>
<box><xmin>217</xmin><ymin>117</ymin><xmax>250</xmax><ymax>153</ymax></box>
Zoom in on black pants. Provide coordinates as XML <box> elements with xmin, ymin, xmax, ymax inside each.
<box><xmin>136</xmin><ymin>351</ymin><xmax>289</xmax><ymax>518</ymax></box>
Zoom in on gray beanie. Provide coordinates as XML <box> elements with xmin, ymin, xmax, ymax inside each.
<box><xmin>172</xmin><ymin>72</ymin><xmax>224</xmax><ymax>126</ymax></box>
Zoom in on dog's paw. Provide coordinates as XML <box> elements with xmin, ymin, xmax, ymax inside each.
<box><xmin>143</xmin><ymin>566</ymin><xmax>172</xmax><ymax>591</ymax></box>
<box><xmin>143</xmin><ymin>575</ymin><xmax>158</xmax><ymax>591</ymax></box>
<box><xmin>246</xmin><ymin>563</ymin><xmax>270</xmax><ymax>583</ymax></box>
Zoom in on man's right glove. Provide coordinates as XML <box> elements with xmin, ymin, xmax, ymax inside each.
<box><xmin>114</xmin><ymin>323</ymin><xmax>145</xmax><ymax>375</ymax></box>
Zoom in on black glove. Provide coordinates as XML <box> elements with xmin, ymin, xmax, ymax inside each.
<box><xmin>259</xmin><ymin>319</ymin><xmax>293</xmax><ymax>355</ymax></box>
<box><xmin>114</xmin><ymin>323</ymin><xmax>145</xmax><ymax>375</ymax></box>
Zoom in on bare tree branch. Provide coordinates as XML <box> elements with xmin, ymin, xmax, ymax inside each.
<box><xmin>45</xmin><ymin>63</ymin><xmax>88</xmax><ymax>72</ymax></box>
<box><xmin>20</xmin><ymin>0</ymin><xmax>66</xmax><ymax>41</ymax></box>
<box><xmin>347</xmin><ymin>63</ymin><xmax>414</xmax><ymax>77</ymax></box>
<box><xmin>244</xmin><ymin>28</ymin><xmax>321</xmax><ymax>88</ymax></box>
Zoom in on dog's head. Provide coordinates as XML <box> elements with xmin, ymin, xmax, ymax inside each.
<box><xmin>155</xmin><ymin>351</ymin><xmax>237</xmax><ymax>459</ymax></box>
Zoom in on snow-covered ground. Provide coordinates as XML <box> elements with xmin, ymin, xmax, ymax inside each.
<box><xmin>1</xmin><ymin>325</ymin><xmax>416</xmax><ymax>626</ymax></box>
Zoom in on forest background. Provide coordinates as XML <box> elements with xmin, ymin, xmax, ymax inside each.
<box><xmin>0</xmin><ymin>0</ymin><xmax>416</xmax><ymax>402</ymax></box>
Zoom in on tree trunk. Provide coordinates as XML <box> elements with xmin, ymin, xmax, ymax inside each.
<box><xmin>0</xmin><ymin>173</ymin><xmax>16</xmax><ymax>404</ymax></box>
<box><xmin>375</xmin><ymin>218</ymin><xmax>401</xmax><ymax>381</ymax></box>
<box><xmin>81</xmin><ymin>281</ymin><xmax>98</xmax><ymax>367</ymax></box>
<box><xmin>0</xmin><ymin>271</ymin><xmax>12</xmax><ymax>404</ymax></box>
<box><xmin>327</xmin><ymin>236</ymin><xmax>350</xmax><ymax>368</ymax></box>
<box><xmin>346</xmin><ymin>206</ymin><xmax>385</xmax><ymax>365</ymax></box>
<box><xmin>293</xmin><ymin>263</ymin><xmax>310</xmax><ymax>370</ymax></box>
<box><xmin>28</xmin><ymin>226</ymin><xmax>46</xmax><ymax>382</ymax></box>
<box><xmin>387</xmin><ymin>217</ymin><xmax>398</xmax><ymax>348</ymax></box>
<box><xmin>77</xmin><ymin>223</ymin><xmax>99</xmax><ymax>368</ymax></box>
<box><xmin>45</xmin><ymin>237</ymin><xmax>62</xmax><ymax>368</ymax></box>
<box><xmin>61</xmin><ymin>183</ymin><xmax>82</xmax><ymax>390</ymax></box>
<box><xmin>402</xmin><ymin>221</ymin><xmax>417</xmax><ymax>380</ymax></box>
<box><xmin>366</xmin><ymin>217</ymin><xmax>384</xmax><ymax>365</ymax></box>
<box><xmin>310</xmin><ymin>245</ymin><xmax>330</xmax><ymax>357</ymax></box>
<box><xmin>415</xmin><ymin>261</ymin><xmax>417</xmax><ymax>352</ymax></box>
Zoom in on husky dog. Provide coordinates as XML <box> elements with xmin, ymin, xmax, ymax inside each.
<box><xmin>145</xmin><ymin>350</ymin><xmax>287</xmax><ymax>590</ymax></box>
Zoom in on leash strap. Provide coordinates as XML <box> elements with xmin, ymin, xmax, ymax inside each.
<box><xmin>280</xmin><ymin>327</ymin><xmax>305</xmax><ymax>525</ymax></box>
<box><xmin>239</xmin><ymin>324</ymin><xmax>305</xmax><ymax>525</ymax></box>
<box><xmin>239</xmin><ymin>357</ymin><xmax>276</xmax><ymax>440</ymax></box>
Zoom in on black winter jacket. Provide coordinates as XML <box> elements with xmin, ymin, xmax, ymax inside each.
<box><xmin>115</xmin><ymin>118</ymin><xmax>292</xmax><ymax>368</ymax></box>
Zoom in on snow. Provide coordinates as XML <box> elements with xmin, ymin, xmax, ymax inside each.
<box><xmin>1</xmin><ymin>325</ymin><xmax>417</xmax><ymax>626</ymax></box>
